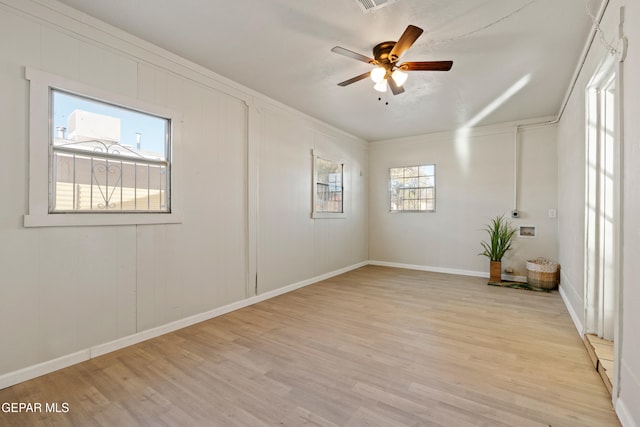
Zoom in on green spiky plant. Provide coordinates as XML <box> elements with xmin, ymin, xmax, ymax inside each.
<box><xmin>479</xmin><ymin>215</ymin><xmax>517</xmax><ymax>261</ymax></box>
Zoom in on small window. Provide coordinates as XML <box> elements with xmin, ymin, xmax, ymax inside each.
<box><xmin>25</xmin><ymin>68</ymin><xmax>181</xmax><ymax>227</ymax></box>
<box><xmin>389</xmin><ymin>164</ymin><xmax>435</xmax><ymax>212</ymax></box>
<box><xmin>312</xmin><ymin>151</ymin><xmax>345</xmax><ymax>218</ymax></box>
<box><xmin>51</xmin><ymin>90</ymin><xmax>170</xmax><ymax>213</ymax></box>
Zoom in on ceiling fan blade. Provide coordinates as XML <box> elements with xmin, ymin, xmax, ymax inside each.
<box><xmin>388</xmin><ymin>78</ymin><xmax>405</xmax><ymax>96</ymax></box>
<box><xmin>337</xmin><ymin>72</ymin><xmax>371</xmax><ymax>87</ymax></box>
<box><xmin>399</xmin><ymin>61</ymin><xmax>453</xmax><ymax>71</ymax></box>
<box><xmin>331</xmin><ymin>46</ymin><xmax>374</xmax><ymax>64</ymax></box>
<box><xmin>389</xmin><ymin>25</ymin><xmax>424</xmax><ymax>62</ymax></box>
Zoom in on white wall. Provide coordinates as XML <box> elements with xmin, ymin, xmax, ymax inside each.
<box><xmin>0</xmin><ymin>0</ymin><xmax>367</xmax><ymax>385</ymax></box>
<box><xmin>369</xmin><ymin>123</ymin><xmax>558</xmax><ymax>278</ymax></box>
<box><xmin>257</xmin><ymin>105</ymin><xmax>368</xmax><ymax>293</ymax></box>
<box><xmin>557</xmin><ymin>0</ymin><xmax>640</xmax><ymax>425</ymax></box>
<box><xmin>618</xmin><ymin>0</ymin><xmax>640</xmax><ymax>424</ymax></box>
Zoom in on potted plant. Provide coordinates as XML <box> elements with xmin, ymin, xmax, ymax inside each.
<box><xmin>479</xmin><ymin>215</ymin><xmax>517</xmax><ymax>282</ymax></box>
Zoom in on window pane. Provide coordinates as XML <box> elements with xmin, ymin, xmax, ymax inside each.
<box><xmin>419</xmin><ymin>165</ymin><xmax>434</xmax><ymax>176</ymax></box>
<box><xmin>50</xmin><ymin>90</ymin><xmax>170</xmax><ymax>213</ymax></box>
<box><xmin>53</xmin><ymin>91</ymin><xmax>167</xmax><ymax>159</ymax></box>
<box><xmin>405</xmin><ymin>166</ymin><xmax>419</xmax><ymax>178</ymax></box>
<box><xmin>315</xmin><ymin>156</ymin><xmax>343</xmax><ymax>213</ymax></box>
<box><xmin>426</xmin><ymin>187</ymin><xmax>434</xmax><ymax>198</ymax></box>
<box><xmin>389</xmin><ymin>163</ymin><xmax>435</xmax><ymax>212</ymax></box>
<box><xmin>390</xmin><ymin>167</ymin><xmax>404</xmax><ymax>179</ymax></box>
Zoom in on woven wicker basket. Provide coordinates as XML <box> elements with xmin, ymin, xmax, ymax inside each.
<box><xmin>526</xmin><ymin>258</ymin><xmax>559</xmax><ymax>290</ymax></box>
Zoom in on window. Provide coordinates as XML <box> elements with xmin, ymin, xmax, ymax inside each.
<box><xmin>585</xmin><ymin>56</ymin><xmax>618</xmax><ymax>339</ymax></box>
<box><xmin>25</xmin><ymin>68</ymin><xmax>181</xmax><ymax>227</ymax></box>
<box><xmin>389</xmin><ymin>164</ymin><xmax>435</xmax><ymax>212</ymax></box>
<box><xmin>312</xmin><ymin>151</ymin><xmax>345</xmax><ymax>218</ymax></box>
<box><xmin>51</xmin><ymin>90</ymin><xmax>170</xmax><ymax>213</ymax></box>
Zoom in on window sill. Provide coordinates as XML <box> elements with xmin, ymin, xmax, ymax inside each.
<box><xmin>389</xmin><ymin>210</ymin><xmax>436</xmax><ymax>213</ymax></box>
<box><xmin>23</xmin><ymin>212</ymin><xmax>182</xmax><ymax>228</ymax></box>
<box><xmin>312</xmin><ymin>212</ymin><xmax>347</xmax><ymax>219</ymax></box>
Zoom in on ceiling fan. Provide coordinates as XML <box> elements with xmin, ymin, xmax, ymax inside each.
<box><xmin>331</xmin><ymin>25</ymin><xmax>453</xmax><ymax>95</ymax></box>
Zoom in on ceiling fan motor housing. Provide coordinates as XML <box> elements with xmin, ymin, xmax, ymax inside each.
<box><xmin>373</xmin><ymin>41</ymin><xmax>398</xmax><ymax>69</ymax></box>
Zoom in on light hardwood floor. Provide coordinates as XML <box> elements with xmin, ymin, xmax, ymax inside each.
<box><xmin>585</xmin><ymin>334</ymin><xmax>615</xmax><ymax>396</ymax></box>
<box><xmin>0</xmin><ymin>266</ymin><xmax>619</xmax><ymax>426</ymax></box>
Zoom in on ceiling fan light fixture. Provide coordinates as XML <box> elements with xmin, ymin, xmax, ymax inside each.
<box><xmin>332</xmin><ymin>24</ymin><xmax>453</xmax><ymax>96</ymax></box>
<box><xmin>374</xmin><ymin>79</ymin><xmax>388</xmax><ymax>92</ymax></box>
<box><xmin>391</xmin><ymin>69</ymin><xmax>408</xmax><ymax>86</ymax></box>
<box><xmin>370</xmin><ymin>66</ymin><xmax>386</xmax><ymax>83</ymax></box>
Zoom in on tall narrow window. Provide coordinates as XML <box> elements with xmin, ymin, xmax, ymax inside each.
<box><xmin>312</xmin><ymin>151</ymin><xmax>346</xmax><ymax>218</ymax></box>
<box><xmin>389</xmin><ymin>164</ymin><xmax>435</xmax><ymax>212</ymax></box>
<box><xmin>51</xmin><ymin>90</ymin><xmax>170</xmax><ymax>213</ymax></box>
<box><xmin>585</xmin><ymin>57</ymin><xmax>618</xmax><ymax>341</ymax></box>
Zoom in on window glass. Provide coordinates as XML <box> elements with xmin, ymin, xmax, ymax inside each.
<box><xmin>315</xmin><ymin>157</ymin><xmax>343</xmax><ymax>213</ymax></box>
<box><xmin>389</xmin><ymin>164</ymin><xmax>435</xmax><ymax>212</ymax></box>
<box><xmin>51</xmin><ymin>90</ymin><xmax>170</xmax><ymax>212</ymax></box>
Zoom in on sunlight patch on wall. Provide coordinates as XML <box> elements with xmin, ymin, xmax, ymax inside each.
<box><xmin>454</xmin><ymin>74</ymin><xmax>531</xmax><ymax>173</ymax></box>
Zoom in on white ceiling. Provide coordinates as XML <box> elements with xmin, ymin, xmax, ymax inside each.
<box><xmin>55</xmin><ymin>0</ymin><xmax>599</xmax><ymax>142</ymax></box>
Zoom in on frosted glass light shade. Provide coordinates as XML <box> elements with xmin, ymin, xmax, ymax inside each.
<box><xmin>391</xmin><ymin>69</ymin><xmax>408</xmax><ymax>86</ymax></box>
<box><xmin>374</xmin><ymin>80</ymin><xmax>388</xmax><ymax>92</ymax></box>
<box><xmin>370</xmin><ymin>67</ymin><xmax>386</xmax><ymax>83</ymax></box>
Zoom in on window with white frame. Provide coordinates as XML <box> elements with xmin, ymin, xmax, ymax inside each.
<box><xmin>51</xmin><ymin>90</ymin><xmax>170</xmax><ymax>213</ymax></box>
<box><xmin>25</xmin><ymin>68</ymin><xmax>181</xmax><ymax>227</ymax></box>
<box><xmin>312</xmin><ymin>151</ymin><xmax>345</xmax><ymax>218</ymax></box>
<box><xmin>389</xmin><ymin>164</ymin><xmax>435</xmax><ymax>212</ymax></box>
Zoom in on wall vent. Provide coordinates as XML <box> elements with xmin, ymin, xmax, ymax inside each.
<box><xmin>354</xmin><ymin>0</ymin><xmax>397</xmax><ymax>13</ymax></box>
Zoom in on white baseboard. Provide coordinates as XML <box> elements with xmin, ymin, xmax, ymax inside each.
<box><xmin>368</xmin><ymin>260</ymin><xmax>527</xmax><ymax>282</ymax></box>
<box><xmin>369</xmin><ymin>260</ymin><xmax>488</xmax><ymax>278</ymax></box>
<box><xmin>616</xmin><ymin>396</ymin><xmax>639</xmax><ymax>427</ymax></box>
<box><xmin>558</xmin><ymin>280</ymin><xmax>584</xmax><ymax>336</ymax></box>
<box><xmin>615</xmin><ymin>361</ymin><xmax>640</xmax><ymax>427</ymax></box>
<box><xmin>0</xmin><ymin>350</ymin><xmax>89</xmax><ymax>391</ymax></box>
<box><xmin>0</xmin><ymin>261</ymin><xmax>368</xmax><ymax>390</ymax></box>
